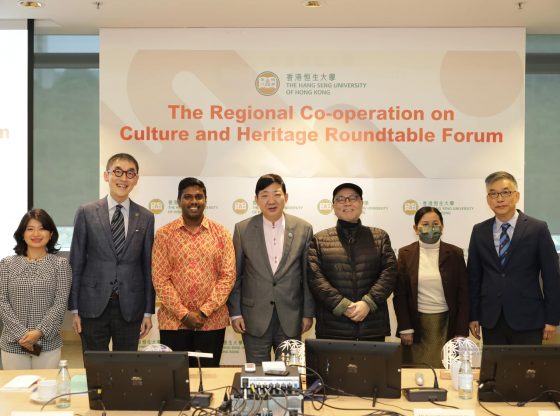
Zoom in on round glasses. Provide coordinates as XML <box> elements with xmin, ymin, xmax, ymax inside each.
<box><xmin>109</xmin><ymin>168</ymin><xmax>137</xmax><ymax>179</ymax></box>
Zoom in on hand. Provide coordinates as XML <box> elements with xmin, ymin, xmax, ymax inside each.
<box><xmin>301</xmin><ymin>317</ymin><xmax>313</xmax><ymax>334</ymax></box>
<box><xmin>345</xmin><ymin>301</ymin><xmax>370</xmax><ymax>322</ymax></box>
<box><xmin>400</xmin><ymin>333</ymin><xmax>414</xmax><ymax>346</ymax></box>
<box><xmin>543</xmin><ymin>324</ymin><xmax>557</xmax><ymax>341</ymax></box>
<box><xmin>469</xmin><ymin>321</ymin><xmax>481</xmax><ymax>340</ymax></box>
<box><xmin>182</xmin><ymin>311</ymin><xmax>206</xmax><ymax>330</ymax></box>
<box><xmin>72</xmin><ymin>314</ymin><xmax>82</xmax><ymax>335</ymax></box>
<box><xmin>231</xmin><ymin>317</ymin><xmax>246</xmax><ymax>334</ymax></box>
<box><xmin>19</xmin><ymin>329</ymin><xmax>42</xmax><ymax>351</ymax></box>
<box><xmin>139</xmin><ymin>316</ymin><xmax>153</xmax><ymax>339</ymax></box>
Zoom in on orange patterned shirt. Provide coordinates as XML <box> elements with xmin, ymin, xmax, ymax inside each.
<box><xmin>152</xmin><ymin>216</ymin><xmax>235</xmax><ymax>331</ymax></box>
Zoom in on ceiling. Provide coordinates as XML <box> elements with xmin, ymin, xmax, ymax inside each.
<box><xmin>1</xmin><ymin>0</ymin><xmax>560</xmax><ymax>35</ymax></box>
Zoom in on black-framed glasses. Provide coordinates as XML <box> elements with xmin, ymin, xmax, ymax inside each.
<box><xmin>334</xmin><ymin>194</ymin><xmax>361</xmax><ymax>204</ymax></box>
<box><xmin>487</xmin><ymin>190</ymin><xmax>514</xmax><ymax>199</ymax></box>
<box><xmin>109</xmin><ymin>168</ymin><xmax>137</xmax><ymax>179</ymax></box>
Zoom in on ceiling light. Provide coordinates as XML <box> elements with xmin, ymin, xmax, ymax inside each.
<box><xmin>304</xmin><ymin>0</ymin><xmax>321</xmax><ymax>8</ymax></box>
<box><xmin>18</xmin><ymin>1</ymin><xmax>43</xmax><ymax>8</ymax></box>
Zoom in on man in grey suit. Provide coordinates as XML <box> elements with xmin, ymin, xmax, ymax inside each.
<box><xmin>69</xmin><ymin>153</ymin><xmax>155</xmax><ymax>351</ymax></box>
<box><xmin>228</xmin><ymin>174</ymin><xmax>314</xmax><ymax>364</ymax></box>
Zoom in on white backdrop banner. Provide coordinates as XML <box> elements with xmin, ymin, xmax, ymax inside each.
<box><xmin>100</xmin><ymin>28</ymin><xmax>525</xmax><ymax>363</ymax></box>
<box><xmin>0</xmin><ymin>21</ymin><xmax>28</xmax><ymax>258</ymax></box>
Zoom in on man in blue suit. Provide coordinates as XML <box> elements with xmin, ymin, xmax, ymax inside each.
<box><xmin>468</xmin><ymin>171</ymin><xmax>560</xmax><ymax>344</ymax></box>
<box><xmin>69</xmin><ymin>153</ymin><xmax>155</xmax><ymax>351</ymax></box>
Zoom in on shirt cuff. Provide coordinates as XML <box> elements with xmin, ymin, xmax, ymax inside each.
<box><xmin>71</xmin><ymin>310</ymin><xmax>78</xmax><ymax>315</ymax></box>
<box><xmin>400</xmin><ymin>329</ymin><xmax>415</xmax><ymax>334</ymax></box>
<box><xmin>143</xmin><ymin>313</ymin><xmax>152</xmax><ymax>318</ymax></box>
<box><xmin>361</xmin><ymin>294</ymin><xmax>378</xmax><ymax>312</ymax></box>
<box><xmin>230</xmin><ymin>315</ymin><xmax>242</xmax><ymax>321</ymax></box>
<box><xmin>333</xmin><ymin>298</ymin><xmax>352</xmax><ymax>316</ymax></box>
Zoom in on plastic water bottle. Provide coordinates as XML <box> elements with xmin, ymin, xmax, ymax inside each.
<box><xmin>458</xmin><ymin>352</ymin><xmax>473</xmax><ymax>400</ymax></box>
<box><xmin>56</xmin><ymin>359</ymin><xmax>71</xmax><ymax>408</ymax></box>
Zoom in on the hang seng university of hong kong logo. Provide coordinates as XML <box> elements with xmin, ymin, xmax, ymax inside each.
<box><xmin>255</xmin><ymin>71</ymin><xmax>280</xmax><ymax>96</ymax></box>
<box><xmin>232</xmin><ymin>198</ymin><xmax>249</xmax><ymax>215</ymax></box>
<box><xmin>149</xmin><ymin>199</ymin><xmax>164</xmax><ymax>214</ymax></box>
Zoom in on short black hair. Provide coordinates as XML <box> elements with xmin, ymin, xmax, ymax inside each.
<box><xmin>485</xmin><ymin>171</ymin><xmax>518</xmax><ymax>189</ymax></box>
<box><xmin>332</xmin><ymin>183</ymin><xmax>363</xmax><ymax>202</ymax></box>
<box><xmin>13</xmin><ymin>208</ymin><xmax>60</xmax><ymax>255</ymax></box>
<box><xmin>414</xmin><ymin>206</ymin><xmax>444</xmax><ymax>226</ymax></box>
<box><xmin>177</xmin><ymin>177</ymin><xmax>207</xmax><ymax>200</ymax></box>
<box><xmin>106</xmin><ymin>153</ymin><xmax>139</xmax><ymax>173</ymax></box>
<box><xmin>255</xmin><ymin>174</ymin><xmax>286</xmax><ymax>196</ymax></box>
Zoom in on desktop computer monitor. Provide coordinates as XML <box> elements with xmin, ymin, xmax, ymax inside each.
<box><xmin>305</xmin><ymin>339</ymin><xmax>401</xmax><ymax>398</ymax></box>
<box><xmin>84</xmin><ymin>351</ymin><xmax>190</xmax><ymax>411</ymax></box>
<box><xmin>478</xmin><ymin>344</ymin><xmax>560</xmax><ymax>403</ymax></box>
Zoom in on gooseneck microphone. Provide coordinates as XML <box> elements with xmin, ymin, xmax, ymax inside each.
<box><xmin>402</xmin><ymin>362</ymin><xmax>448</xmax><ymax>402</ymax></box>
<box><xmin>188</xmin><ymin>351</ymin><xmax>214</xmax><ymax>408</ymax></box>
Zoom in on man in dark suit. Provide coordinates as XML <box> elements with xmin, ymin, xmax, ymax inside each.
<box><xmin>227</xmin><ymin>174</ymin><xmax>314</xmax><ymax>364</ymax></box>
<box><xmin>468</xmin><ymin>171</ymin><xmax>560</xmax><ymax>345</ymax></box>
<box><xmin>69</xmin><ymin>153</ymin><xmax>155</xmax><ymax>351</ymax></box>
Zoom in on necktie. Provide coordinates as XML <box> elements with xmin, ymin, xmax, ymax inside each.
<box><xmin>111</xmin><ymin>204</ymin><xmax>125</xmax><ymax>257</ymax></box>
<box><xmin>498</xmin><ymin>223</ymin><xmax>511</xmax><ymax>266</ymax></box>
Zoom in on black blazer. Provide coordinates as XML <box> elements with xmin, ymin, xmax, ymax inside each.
<box><xmin>394</xmin><ymin>241</ymin><xmax>469</xmax><ymax>341</ymax></box>
<box><xmin>467</xmin><ymin>210</ymin><xmax>560</xmax><ymax>331</ymax></box>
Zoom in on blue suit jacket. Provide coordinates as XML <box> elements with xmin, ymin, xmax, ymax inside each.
<box><xmin>467</xmin><ymin>210</ymin><xmax>560</xmax><ymax>331</ymax></box>
<box><xmin>69</xmin><ymin>197</ymin><xmax>155</xmax><ymax>322</ymax></box>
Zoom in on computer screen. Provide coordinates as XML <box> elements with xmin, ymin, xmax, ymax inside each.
<box><xmin>84</xmin><ymin>351</ymin><xmax>190</xmax><ymax>411</ymax></box>
<box><xmin>305</xmin><ymin>339</ymin><xmax>401</xmax><ymax>398</ymax></box>
<box><xmin>478</xmin><ymin>345</ymin><xmax>560</xmax><ymax>403</ymax></box>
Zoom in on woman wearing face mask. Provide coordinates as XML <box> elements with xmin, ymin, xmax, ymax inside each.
<box><xmin>393</xmin><ymin>207</ymin><xmax>469</xmax><ymax>368</ymax></box>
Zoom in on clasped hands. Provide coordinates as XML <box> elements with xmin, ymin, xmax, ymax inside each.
<box><xmin>344</xmin><ymin>300</ymin><xmax>370</xmax><ymax>322</ymax></box>
<box><xmin>182</xmin><ymin>310</ymin><xmax>207</xmax><ymax>330</ymax></box>
<box><xmin>18</xmin><ymin>329</ymin><xmax>42</xmax><ymax>352</ymax></box>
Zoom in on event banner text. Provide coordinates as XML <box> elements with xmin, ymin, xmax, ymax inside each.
<box><xmin>118</xmin><ymin>104</ymin><xmax>504</xmax><ymax>145</ymax></box>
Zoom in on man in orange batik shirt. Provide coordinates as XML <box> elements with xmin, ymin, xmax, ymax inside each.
<box><xmin>152</xmin><ymin>177</ymin><xmax>235</xmax><ymax>367</ymax></box>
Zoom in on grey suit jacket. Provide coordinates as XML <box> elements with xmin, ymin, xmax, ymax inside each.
<box><xmin>69</xmin><ymin>197</ymin><xmax>155</xmax><ymax>322</ymax></box>
<box><xmin>227</xmin><ymin>213</ymin><xmax>314</xmax><ymax>338</ymax></box>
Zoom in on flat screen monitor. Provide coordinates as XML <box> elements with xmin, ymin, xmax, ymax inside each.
<box><xmin>84</xmin><ymin>351</ymin><xmax>190</xmax><ymax>411</ymax></box>
<box><xmin>478</xmin><ymin>345</ymin><xmax>560</xmax><ymax>403</ymax></box>
<box><xmin>305</xmin><ymin>339</ymin><xmax>401</xmax><ymax>398</ymax></box>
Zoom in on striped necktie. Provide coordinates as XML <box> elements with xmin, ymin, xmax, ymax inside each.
<box><xmin>498</xmin><ymin>223</ymin><xmax>511</xmax><ymax>266</ymax></box>
<box><xmin>111</xmin><ymin>204</ymin><xmax>125</xmax><ymax>257</ymax></box>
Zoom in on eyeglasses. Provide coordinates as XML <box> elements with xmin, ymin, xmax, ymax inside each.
<box><xmin>334</xmin><ymin>194</ymin><xmax>361</xmax><ymax>204</ymax></box>
<box><xmin>109</xmin><ymin>168</ymin><xmax>137</xmax><ymax>179</ymax></box>
<box><xmin>487</xmin><ymin>190</ymin><xmax>514</xmax><ymax>199</ymax></box>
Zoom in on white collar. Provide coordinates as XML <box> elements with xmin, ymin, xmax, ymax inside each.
<box><xmin>107</xmin><ymin>195</ymin><xmax>130</xmax><ymax>212</ymax></box>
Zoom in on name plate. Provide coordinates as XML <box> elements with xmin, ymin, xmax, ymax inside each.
<box><xmin>414</xmin><ymin>410</ymin><xmax>475</xmax><ymax>416</ymax></box>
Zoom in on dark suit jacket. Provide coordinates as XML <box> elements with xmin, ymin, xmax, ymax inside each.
<box><xmin>394</xmin><ymin>241</ymin><xmax>469</xmax><ymax>341</ymax></box>
<box><xmin>227</xmin><ymin>213</ymin><xmax>314</xmax><ymax>338</ymax></box>
<box><xmin>69</xmin><ymin>197</ymin><xmax>155</xmax><ymax>322</ymax></box>
<box><xmin>467</xmin><ymin>210</ymin><xmax>560</xmax><ymax>331</ymax></box>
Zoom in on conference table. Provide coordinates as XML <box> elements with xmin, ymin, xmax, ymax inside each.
<box><xmin>1</xmin><ymin>367</ymin><xmax>558</xmax><ymax>415</ymax></box>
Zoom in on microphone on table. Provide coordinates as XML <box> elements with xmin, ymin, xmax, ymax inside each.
<box><xmin>401</xmin><ymin>362</ymin><xmax>447</xmax><ymax>402</ymax></box>
<box><xmin>188</xmin><ymin>351</ymin><xmax>214</xmax><ymax>408</ymax></box>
